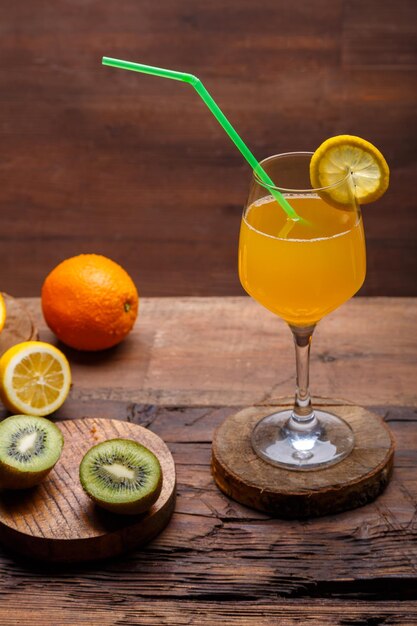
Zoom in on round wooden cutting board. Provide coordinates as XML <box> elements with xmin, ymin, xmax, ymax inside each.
<box><xmin>0</xmin><ymin>418</ymin><xmax>176</xmax><ymax>562</ymax></box>
<box><xmin>0</xmin><ymin>293</ymin><xmax>38</xmax><ymax>356</ymax></box>
<box><xmin>212</xmin><ymin>398</ymin><xmax>395</xmax><ymax>518</ymax></box>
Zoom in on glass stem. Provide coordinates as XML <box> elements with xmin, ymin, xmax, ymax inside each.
<box><xmin>288</xmin><ymin>324</ymin><xmax>319</xmax><ymax>433</ymax></box>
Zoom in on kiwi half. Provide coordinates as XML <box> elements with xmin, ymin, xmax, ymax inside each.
<box><xmin>0</xmin><ymin>414</ymin><xmax>64</xmax><ymax>489</ymax></box>
<box><xmin>79</xmin><ymin>438</ymin><xmax>163</xmax><ymax>515</ymax></box>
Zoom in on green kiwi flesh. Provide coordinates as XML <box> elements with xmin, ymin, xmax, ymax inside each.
<box><xmin>0</xmin><ymin>414</ymin><xmax>64</xmax><ymax>489</ymax></box>
<box><xmin>79</xmin><ymin>438</ymin><xmax>163</xmax><ymax>515</ymax></box>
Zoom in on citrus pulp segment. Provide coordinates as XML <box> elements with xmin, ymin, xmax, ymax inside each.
<box><xmin>310</xmin><ymin>135</ymin><xmax>389</xmax><ymax>207</ymax></box>
<box><xmin>0</xmin><ymin>341</ymin><xmax>71</xmax><ymax>416</ymax></box>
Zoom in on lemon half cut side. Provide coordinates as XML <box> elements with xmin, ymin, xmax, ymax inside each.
<box><xmin>310</xmin><ymin>135</ymin><xmax>390</xmax><ymax>208</ymax></box>
<box><xmin>0</xmin><ymin>341</ymin><xmax>71</xmax><ymax>416</ymax></box>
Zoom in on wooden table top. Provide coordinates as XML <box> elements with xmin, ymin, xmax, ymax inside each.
<box><xmin>1</xmin><ymin>296</ymin><xmax>416</xmax><ymax>625</ymax></box>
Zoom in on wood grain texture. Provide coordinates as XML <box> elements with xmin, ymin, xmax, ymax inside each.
<box><xmin>17</xmin><ymin>296</ymin><xmax>417</xmax><ymax>407</ymax></box>
<box><xmin>0</xmin><ymin>1</ymin><xmax>416</xmax><ymax>298</ymax></box>
<box><xmin>0</xmin><ymin>400</ymin><xmax>415</xmax><ymax>624</ymax></box>
<box><xmin>0</xmin><ymin>293</ymin><xmax>38</xmax><ymax>356</ymax></box>
<box><xmin>0</xmin><ymin>418</ymin><xmax>176</xmax><ymax>562</ymax></box>
<box><xmin>212</xmin><ymin>400</ymin><xmax>395</xmax><ymax>517</ymax></box>
<box><xmin>0</xmin><ymin>296</ymin><xmax>415</xmax><ymax>623</ymax></box>
<box><xmin>1</xmin><ymin>599</ymin><xmax>417</xmax><ymax>626</ymax></box>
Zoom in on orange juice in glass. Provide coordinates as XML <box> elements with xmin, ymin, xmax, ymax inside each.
<box><xmin>239</xmin><ymin>152</ymin><xmax>366</xmax><ymax>470</ymax></box>
<box><xmin>239</xmin><ymin>194</ymin><xmax>366</xmax><ymax>327</ymax></box>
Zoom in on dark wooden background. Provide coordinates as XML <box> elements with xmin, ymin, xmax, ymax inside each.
<box><xmin>1</xmin><ymin>0</ymin><xmax>416</xmax><ymax>297</ymax></box>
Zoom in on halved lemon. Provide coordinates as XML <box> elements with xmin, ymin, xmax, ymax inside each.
<box><xmin>310</xmin><ymin>135</ymin><xmax>389</xmax><ymax>208</ymax></box>
<box><xmin>0</xmin><ymin>341</ymin><xmax>71</xmax><ymax>416</ymax></box>
<box><xmin>0</xmin><ymin>294</ymin><xmax>6</xmax><ymax>333</ymax></box>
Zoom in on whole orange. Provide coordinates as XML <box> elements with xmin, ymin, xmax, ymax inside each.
<box><xmin>41</xmin><ymin>254</ymin><xmax>139</xmax><ymax>351</ymax></box>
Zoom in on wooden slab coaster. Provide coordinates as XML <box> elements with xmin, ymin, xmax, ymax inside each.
<box><xmin>0</xmin><ymin>293</ymin><xmax>38</xmax><ymax>356</ymax></box>
<box><xmin>212</xmin><ymin>398</ymin><xmax>395</xmax><ymax>518</ymax></box>
<box><xmin>0</xmin><ymin>418</ymin><xmax>176</xmax><ymax>562</ymax></box>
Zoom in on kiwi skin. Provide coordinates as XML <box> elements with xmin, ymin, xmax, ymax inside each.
<box><xmin>0</xmin><ymin>415</ymin><xmax>64</xmax><ymax>489</ymax></box>
<box><xmin>79</xmin><ymin>438</ymin><xmax>163</xmax><ymax>515</ymax></box>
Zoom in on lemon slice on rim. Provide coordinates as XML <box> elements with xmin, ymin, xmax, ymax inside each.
<box><xmin>0</xmin><ymin>294</ymin><xmax>6</xmax><ymax>333</ymax></box>
<box><xmin>0</xmin><ymin>341</ymin><xmax>71</xmax><ymax>416</ymax></box>
<box><xmin>310</xmin><ymin>135</ymin><xmax>389</xmax><ymax>208</ymax></box>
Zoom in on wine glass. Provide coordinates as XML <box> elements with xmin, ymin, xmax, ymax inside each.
<box><xmin>238</xmin><ymin>152</ymin><xmax>366</xmax><ymax>470</ymax></box>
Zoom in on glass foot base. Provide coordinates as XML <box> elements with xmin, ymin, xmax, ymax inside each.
<box><xmin>251</xmin><ymin>409</ymin><xmax>354</xmax><ymax>471</ymax></box>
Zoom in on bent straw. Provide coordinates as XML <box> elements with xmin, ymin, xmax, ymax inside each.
<box><xmin>102</xmin><ymin>57</ymin><xmax>300</xmax><ymax>222</ymax></box>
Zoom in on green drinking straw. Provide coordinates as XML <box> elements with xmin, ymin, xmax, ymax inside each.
<box><xmin>102</xmin><ymin>57</ymin><xmax>300</xmax><ymax>222</ymax></box>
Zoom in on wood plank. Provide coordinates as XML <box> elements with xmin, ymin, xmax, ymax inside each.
<box><xmin>343</xmin><ymin>0</ymin><xmax>417</xmax><ymax>68</ymax></box>
<box><xmin>2</xmin><ymin>236</ymin><xmax>416</xmax><ymax>299</ymax></box>
<box><xmin>0</xmin><ymin>0</ymin><xmax>416</xmax><ymax>297</ymax></box>
<box><xmin>1</xmin><ymin>599</ymin><xmax>417</xmax><ymax>626</ymax></box>
<box><xmin>16</xmin><ymin>296</ymin><xmax>417</xmax><ymax>407</ymax></box>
